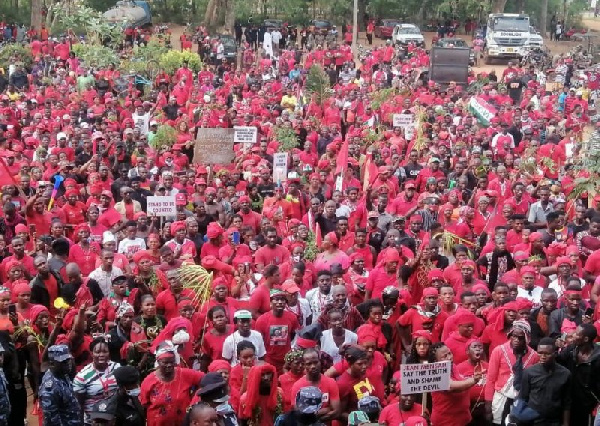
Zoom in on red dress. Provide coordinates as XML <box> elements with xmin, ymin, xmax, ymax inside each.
<box><xmin>140</xmin><ymin>367</ymin><xmax>204</xmax><ymax>426</ymax></box>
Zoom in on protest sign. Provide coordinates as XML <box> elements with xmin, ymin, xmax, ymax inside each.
<box><xmin>234</xmin><ymin>126</ymin><xmax>258</xmax><ymax>143</ymax></box>
<box><xmin>393</xmin><ymin>113</ymin><xmax>414</xmax><ymax>128</ymax></box>
<box><xmin>400</xmin><ymin>361</ymin><xmax>451</xmax><ymax>395</ymax></box>
<box><xmin>147</xmin><ymin>196</ymin><xmax>177</xmax><ymax>217</ymax></box>
<box><xmin>273</xmin><ymin>152</ymin><xmax>289</xmax><ymax>184</ymax></box>
<box><xmin>468</xmin><ymin>96</ymin><xmax>497</xmax><ymax>126</ymax></box>
<box><xmin>193</xmin><ymin>128</ymin><xmax>235</xmax><ymax>164</ymax></box>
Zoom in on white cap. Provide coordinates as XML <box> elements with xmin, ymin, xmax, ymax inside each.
<box><xmin>57</xmin><ymin>132</ymin><xmax>67</xmax><ymax>140</ymax></box>
<box><xmin>102</xmin><ymin>231</ymin><xmax>116</xmax><ymax>244</ymax></box>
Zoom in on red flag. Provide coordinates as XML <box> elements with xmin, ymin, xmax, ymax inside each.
<box><xmin>315</xmin><ymin>222</ymin><xmax>322</xmax><ymax>248</ymax></box>
<box><xmin>362</xmin><ymin>152</ymin><xmax>377</xmax><ymax>191</ymax></box>
<box><xmin>335</xmin><ymin>138</ymin><xmax>349</xmax><ymax>176</ymax></box>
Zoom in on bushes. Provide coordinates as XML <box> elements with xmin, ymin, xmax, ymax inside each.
<box><xmin>159</xmin><ymin>50</ymin><xmax>202</xmax><ymax>74</ymax></box>
<box><xmin>0</xmin><ymin>44</ymin><xmax>34</xmax><ymax>68</ymax></box>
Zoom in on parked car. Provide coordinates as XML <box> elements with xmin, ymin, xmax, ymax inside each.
<box><xmin>309</xmin><ymin>19</ymin><xmax>333</xmax><ymax>35</ymax></box>
<box><xmin>392</xmin><ymin>24</ymin><xmax>425</xmax><ymax>47</ymax></box>
<box><xmin>263</xmin><ymin>19</ymin><xmax>283</xmax><ymax>30</ymax></box>
<box><xmin>375</xmin><ymin>19</ymin><xmax>402</xmax><ymax>38</ymax></box>
<box><xmin>434</xmin><ymin>37</ymin><xmax>475</xmax><ymax>65</ymax></box>
<box><xmin>211</xmin><ymin>34</ymin><xmax>237</xmax><ymax>64</ymax></box>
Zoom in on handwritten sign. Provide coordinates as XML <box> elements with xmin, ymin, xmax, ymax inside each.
<box><xmin>193</xmin><ymin>128</ymin><xmax>235</xmax><ymax>164</ymax></box>
<box><xmin>147</xmin><ymin>196</ymin><xmax>177</xmax><ymax>217</ymax></box>
<box><xmin>393</xmin><ymin>113</ymin><xmax>414</xmax><ymax>128</ymax></box>
<box><xmin>234</xmin><ymin>126</ymin><xmax>258</xmax><ymax>143</ymax></box>
<box><xmin>273</xmin><ymin>152</ymin><xmax>288</xmax><ymax>184</ymax></box>
<box><xmin>468</xmin><ymin>96</ymin><xmax>497</xmax><ymax>127</ymax></box>
<box><xmin>400</xmin><ymin>361</ymin><xmax>451</xmax><ymax>395</ymax></box>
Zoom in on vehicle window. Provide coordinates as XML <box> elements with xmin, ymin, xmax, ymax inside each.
<box><xmin>399</xmin><ymin>27</ymin><xmax>420</xmax><ymax>34</ymax></box>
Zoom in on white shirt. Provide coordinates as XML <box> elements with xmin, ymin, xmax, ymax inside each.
<box><xmin>117</xmin><ymin>238</ymin><xmax>147</xmax><ymax>256</ymax></box>
<box><xmin>549</xmin><ymin>277</ymin><xmax>586</xmax><ymax>299</ymax></box>
<box><xmin>88</xmin><ymin>266</ymin><xmax>124</xmax><ymax>297</ymax></box>
<box><xmin>320</xmin><ymin>329</ymin><xmax>357</xmax><ymax>363</ymax></box>
<box><xmin>132</xmin><ymin>111</ymin><xmax>151</xmax><ymax>135</ymax></box>
<box><xmin>222</xmin><ymin>330</ymin><xmax>266</xmax><ymax>365</ymax></box>
<box><xmin>516</xmin><ymin>286</ymin><xmax>543</xmax><ymax>307</ymax></box>
<box><xmin>306</xmin><ymin>288</ymin><xmax>332</xmax><ymax>317</ymax></box>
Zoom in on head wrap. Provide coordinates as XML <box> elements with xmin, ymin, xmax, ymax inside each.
<box><xmin>30</xmin><ymin>305</ymin><xmax>49</xmax><ymax>325</ymax></box>
<box><xmin>133</xmin><ymin>250</ymin><xmax>153</xmax><ymax>264</ymax></box>
<box><xmin>466</xmin><ymin>338</ymin><xmax>482</xmax><ymax>348</ymax></box>
<box><xmin>206</xmin><ymin>223</ymin><xmax>224</xmax><ymax>239</ymax></box>
<box><xmin>383</xmin><ymin>250</ymin><xmax>401</xmax><ymax>264</ymax></box>
<box><xmin>529</xmin><ymin>232</ymin><xmax>543</xmax><ymax>242</ymax></box>
<box><xmin>427</xmin><ymin>268</ymin><xmax>444</xmax><ymax>281</ymax></box>
<box><xmin>208</xmin><ymin>359</ymin><xmax>232</xmax><ymax>373</ymax></box>
<box><xmin>325</xmin><ymin>232</ymin><xmax>338</xmax><ymax>246</ymax></box>
<box><xmin>171</xmin><ymin>221</ymin><xmax>187</xmax><ymax>236</ymax></box>
<box><xmin>11</xmin><ymin>281</ymin><xmax>31</xmax><ymax>297</ymax></box>
<box><xmin>455</xmin><ymin>312</ymin><xmax>477</xmax><ymax>326</ymax></box>
<box><xmin>520</xmin><ymin>266</ymin><xmax>536</xmax><ymax>276</ymax></box>
<box><xmin>116</xmin><ymin>302</ymin><xmax>134</xmax><ymax>319</ymax></box>
<box><xmin>422</xmin><ymin>287</ymin><xmax>439</xmax><ymax>298</ymax></box>
<box><xmin>296</xmin><ymin>337</ymin><xmax>318</xmax><ymax>349</ymax></box>
<box><xmin>555</xmin><ymin>256</ymin><xmax>571</xmax><ymax>267</ymax></box>
<box><xmin>508</xmin><ymin>319</ymin><xmax>532</xmax><ymax>343</ymax></box>
<box><xmin>241</xmin><ymin>364</ymin><xmax>278</xmax><ymax>419</ymax></box>
<box><xmin>155</xmin><ymin>340</ymin><xmax>181</xmax><ymax>363</ymax></box>
<box><xmin>284</xmin><ymin>349</ymin><xmax>304</xmax><ymax>365</ymax></box>
<box><xmin>472</xmin><ymin>283</ymin><xmax>491</xmax><ymax>297</ymax></box>
<box><xmin>516</xmin><ymin>298</ymin><xmax>533</xmax><ymax>312</ymax></box>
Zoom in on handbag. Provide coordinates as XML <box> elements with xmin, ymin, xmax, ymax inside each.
<box><xmin>511</xmin><ymin>398</ymin><xmax>541</xmax><ymax>422</ymax></box>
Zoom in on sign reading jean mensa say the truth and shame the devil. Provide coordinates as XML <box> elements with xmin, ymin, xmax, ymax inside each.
<box><xmin>400</xmin><ymin>361</ymin><xmax>451</xmax><ymax>395</ymax></box>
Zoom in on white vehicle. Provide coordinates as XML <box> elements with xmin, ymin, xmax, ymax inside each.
<box><xmin>484</xmin><ymin>13</ymin><xmax>531</xmax><ymax>63</ymax></box>
<box><xmin>392</xmin><ymin>24</ymin><xmax>425</xmax><ymax>47</ymax></box>
<box><xmin>528</xmin><ymin>26</ymin><xmax>544</xmax><ymax>48</ymax></box>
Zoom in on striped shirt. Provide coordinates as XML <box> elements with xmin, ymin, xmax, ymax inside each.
<box><xmin>73</xmin><ymin>361</ymin><xmax>118</xmax><ymax>424</ymax></box>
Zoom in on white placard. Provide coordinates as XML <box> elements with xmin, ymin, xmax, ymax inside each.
<box><xmin>400</xmin><ymin>361</ymin><xmax>451</xmax><ymax>395</ymax></box>
<box><xmin>273</xmin><ymin>152</ymin><xmax>289</xmax><ymax>184</ymax></box>
<box><xmin>147</xmin><ymin>196</ymin><xmax>177</xmax><ymax>217</ymax></box>
<box><xmin>393</xmin><ymin>113</ymin><xmax>414</xmax><ymax>128</ymax></box>
<box><xmin>234</xmin><ymin>126</ymin><xmax>258</xmax><ymax>143</ymax></box>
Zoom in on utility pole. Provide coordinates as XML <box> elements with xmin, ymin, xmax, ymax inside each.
<box><xmin>352</xmin><ymin>0</ymin><xmax>358</xmax><ymax>57</ymax></box>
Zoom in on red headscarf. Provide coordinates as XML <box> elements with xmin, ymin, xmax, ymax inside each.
<box><xmin>151</xmin><ymin>317</ymin><xmax>194</xmax><ymax>363</ymax></box>
<box><xmin>208</xmin><ymin>359</ymin><xmax>231</xmax><ymax>373</ymax></box>
<box><xmin>241</xmin><ymin>363</ymin><xmax>279</xmax><ymax>419</ymax></box>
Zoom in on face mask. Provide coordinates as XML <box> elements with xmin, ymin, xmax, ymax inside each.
<box><xmin>126</xmin><ymin>387</ymin><xmax>141</xmax><ymax>397</ymax></box>
<box><xmin>292</xmin><ymin>255</ymin><xmax>301</xmax><ymax>262</ymax></box>
<box><xmin>172</xmin><ymin>330</ymin><xmax>190</xmax><ymax>344</ymax></box>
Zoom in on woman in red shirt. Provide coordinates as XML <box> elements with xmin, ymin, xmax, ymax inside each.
<box><xmin>278</xmin><ymin>349</ymin><xmax>304</xmax><ymax>411</ymax></box>
<box><xmin>430</xmin><ymin>342</ymin><xmax>482</xmax><ymax>426</ymax></box>
<box><xmin>200</xmin><ymin>305</ymin><xmax>233</xmax><ymax>368</ymax></box>
<box><xmin>68</xmin><ymin>224</ymin><xmax>100</xmax><ymax>277</ymax></box>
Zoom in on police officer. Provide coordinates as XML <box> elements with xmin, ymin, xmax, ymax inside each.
<box><xmin>196</xmin><ymin>372</ymin><xmax>238</xmax><ymax>426</ymax></box>
<box><xmin>112</xmin><ymin>365</ymin><xmax>145</xmax><ymax>426</ymax></box>
<box><xmin>0</xmin><ymin>343</ymin><xmax>11</xmax><ymax>426</ymax></box>
<box><xmin>275</xmin><ymin>386</ymin><xmax>325</xmax><ymax>426</ymax></box>
<box><xmin>39</xmin><ymin>345</ymin><xmax>82</xmax><ymax>426</ymax></box>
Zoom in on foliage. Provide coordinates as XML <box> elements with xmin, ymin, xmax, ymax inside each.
<box><xmin>571</xmin><ymin>130</ymin><xmax>600</xmax><ymax>200</ymax></box>
<box><xmin>0</xmin><ymin>44</ymin><xmax>34</xmax><ymax>68</ymax></box>
<box><xmin>121</xmin><ymin>38</ymin><xmax>168</xmax><ymax>75</ymax></box>
<box><xmin>159</xmin><ymin>50</ymin><xmax>202</xmax><ymax>74</ymax></box>
<box><xmin>274</xmin><ymin>126</ymin><xmax>300</xmax><ymax>153</ymax></box>
<box><xmin>150</xmin><ymin>125</ymin><xmax>178</xmax><ymax>150</ymax></box>
<box><xmin>304</xmin><ymin>232</ymin><xmax>318</xmax><ymax>261</ymax></box>
<box><xmin>304</xmin><ymin>65</ymin><xmax>333</xmax><ymax>106</ymax></box>
<box><xmin>54</xmin><ymin>3</ymin><xmax>123</xmax><ymax>47</ymax></box>
<box><xmin>71</xmin><ymin>44</ymin><xmax>119</xmax><ymax>68</ymax></box>
<box><xmin>370</xmin><ymin>87</ymin><xmax>396</xmax><ymax>112</ymax></box>
<box><xmin>0</xmin><ymin>3</ymin><xmax>30</xmax><ymax>25</ymax></box>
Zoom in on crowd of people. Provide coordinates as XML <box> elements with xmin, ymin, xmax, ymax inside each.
<box><xmin>0</xmin><ymin>14</ymin><xmax>599</xmax><ymax>426</ymax></box>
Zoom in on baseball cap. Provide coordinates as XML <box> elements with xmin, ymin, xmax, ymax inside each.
<box><xmin>197</xmin><ymin>372</ymin><xmax>227</xmax><ymax>396</ymax></box>
<box><xmin>295</xmin><ymin>386</ymin><xmax>323</xmax><ymax>414</ymax></box>
<box><xmin>269</xmin><ymin>289</ymin><xmax>287</xmax><ymax>299</ymax></box>
<box><xmin>367</xmin><ymin>211</ymin><xmax>379</xmax><ymax>219</ymax></box>
<box><xmin>348</xmin><ymin>411</ymin><xmax>370</xmax><ymax>426</ymax></box>
<box><xmin>175</xmin><ymin>193</ymin><xmax>187</xmax><ymax>206</ymax></box>
<box><xmin>113</xmin><ymin>365</ymin><xmax>140</xmax><ymax>387</ymax></box>
<box><xmin>358</xmin><ymin>396</ymin><xmax>381</xmax><ymax>415</ymax></box>
<box><xmin>57</xmin><ymin>132</ymin><xmax>67</xmax><ymax>140</ymax></box>
<box><xmin>48</xmin><ymin>345</ymin><xmax>72</xmax><ymax>362</ymax></box>
<box><xmin>234</xmin><ymin>310</ymin><xmax>252</xmax><ymax>320</ymax></box>
<box><xmin>281</xmin><ymin>280</ymin><xmax>301</xmax><ymax>294</ymax></box>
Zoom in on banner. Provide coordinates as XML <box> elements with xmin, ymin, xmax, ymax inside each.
<box><xmin>234</xmin><ymin>126</ymin><xmax>258</xmax><ymax>143</ymax></box>
<box><xmin>193</xmin><ymin>128</ymin><xmax>235</xmax><ymax>164</ymax></box>
<box><xmin>400</xmin><ymin>361</ymin><xmax>451</xmax><ymax>395</ymax></box>
<box><xmin>393</xmin><ymin>113</ymin><xmax>414</xmax><ymax>128</ymax></box>
<box><xmin>147</xmin><ymin>196</ymin><xmax>177</xmax><ymax>217</ymax></box>
<box><xmin>468</xmin><ymin>96</ymin><xmax>497</xmax><ymax>126</ymax></box>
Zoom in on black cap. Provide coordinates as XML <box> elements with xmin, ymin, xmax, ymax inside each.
<box><xmin>113</xmin><ymin>365</ymin><xmax>140</xmax><ymax>387</ymax></box>
<box><xmin>89</xmin><ymin>395</ymin><xmax>117</xmax><ymax>421</ymax></box>
<box><xmin>197</xmin><ymin>372</ymin><xmax>226</xmax><ymax>396</ymax></box>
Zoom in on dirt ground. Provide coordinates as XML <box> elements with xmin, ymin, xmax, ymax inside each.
<box><xmin>21</xmin><ymin>18</ymin><xmax>597</xmax><ymax>426</ymax></box>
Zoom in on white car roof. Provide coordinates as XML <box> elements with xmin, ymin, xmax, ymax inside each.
<box><xmin>396</xmin><ymin>23</ymin><xmax>418</xmax><ymax>29</ymax></box>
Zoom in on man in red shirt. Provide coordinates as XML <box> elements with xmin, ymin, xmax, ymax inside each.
<box><xmin>254</xmin><ymin>227</ymin><xmax>290</xmax><ymax>273</ymax></box>
<box><xmin>254</xmin><ymin>289</ymin><xmax>299</xmax><ymax>373</ymax></box>
<box><xmin>399</xmin><ymin>287</ymin><xmax>449</xmax><ymax>343</ymax></box>
<box><xmin>378</xmin><ymin>391</ymin><xmax>424</xmax><ymax>425</ymax></box>
<box><xmin>291</xmin><ymin>348</ymin><xmax>340</xmax><ymax>421</ymax></box>
<box><xmin>237</xmin><ymin>195</ymin><xmax>262</xmax><ymax>233</ymax></box>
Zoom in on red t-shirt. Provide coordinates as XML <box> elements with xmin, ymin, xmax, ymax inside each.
<box><xmin>155</xmin><ymin>289</ymin><xmax>196</xmax><ymax>321</ymax></box>
<box><xmin>291</xmin><ymin>375</ymin><xmax>340</xmax><ymax>411</ymax></box>
<box><xmin>201</xmin><ymin>329</ymin><xmax>232</xmax><ymax>362</ymax></box>
<box><xmin>337</xmin><ymin>372</ymin><xmax>377</xmax><ymax>413</ymax></box>
<box><xmin>140</xmin><ymin>367</ymin><xmax>204</xmax><ymax>426</ymax></box>
<box><xmin>399</xmin><ymin>307</ymin><xmax>448</xmax><ymax>342</ymax></box>
<box><xmin>366</xmin><ymin>267</ymin><xmax>397</xmax><ymax>299</ymax></box>
<box><xmin>456</xmin><ymin>359</ymin><xmax>489</xmax><ymax>403</ymax></box>
<box><xmin>254</xmin><ymin>310</ymin><xmax>299</xmax><ymax>372</ymax></box>
<box><xmin>248</xmin><ymin>284</ymin><xmax>272</xmax><ymax>316</ymax></box>
<box><xmin>254</xmin><ymin>245</ymin><xmax>290</xmax><ymax>270</ymax></box>
<box><xmin>430</xmin><ymin>366</ymin><xmax>472</xmax><ymax>426</ymax></box>
<box><xmin>379</xmin><ymin>402</ymin><xmax>423</xmax><ymax>425</ymax></box>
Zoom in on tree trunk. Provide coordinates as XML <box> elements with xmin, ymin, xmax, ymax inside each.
<box><xmin>515</xmin><ymin>0</ymin><xmax>525</xmax><ymax>13</ymax></box>
<box><xmin>204</xmin><ymin>0</ymin><xmax>217</xmax><ymax>27</ymax></box>
<box><xmin>31</xmin><ymin>0</ymin><xmax>43</xmax><ymax>31</ymax></box>
<box><xmin>223</xmin><ymin>0</ymin><xmax>235</xmax><ymax>35</ymax></box>
<box><xmin>539</xmin><ymin>0</ymin><xmax>548</xmax><ymax>37</ymax></box>
<box><xmin>491</xmin><ymin>0</ymin><xmax>509</xmax><ymax>13</ymax></box>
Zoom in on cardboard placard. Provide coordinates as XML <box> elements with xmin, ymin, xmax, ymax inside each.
<box><xmin>273</xmin><ymin>152</ymin><xmax>288</xmax><ymax>184</ymax></box>
<box><xmin>193</xmin><ymin>128</ymin><xmax>235</xmax><ymax>164</ymax></box>
<box><xmin>400</xmin><ymin>361</ymin><xmax>451</xmax><ymax>395</ymax></box>
<box><xmin>147</xmin><ymin>196</ymin><xmax>177</xmax><ymax>217</ymax></box>
<box><xmin>234</xmin><ymin>126</ymin><xmax>258</xmax><ymax>143</ymax></box>
<box><xmin>393</xmin><ymin>113</ymin><xmax>414</xmax><ymax>128</ymax></box>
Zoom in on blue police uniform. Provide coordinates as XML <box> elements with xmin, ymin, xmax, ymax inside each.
<box><xmin>38</xmin><ymin>345</ymin><xmax>82</xmax><ymax>426</ymax></box>
<box><xmin>0</xmin><ymin>367</ymin><xmax>11</xmax><ymax>426</ymax></box>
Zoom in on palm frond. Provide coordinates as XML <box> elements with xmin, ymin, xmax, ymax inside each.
<box><xmin>177</xmin><ymin>264</ymin><xmax>214</xmax><ymax>306</ymax></box>
<box><xmin>304</xmin><ymin>65</ymin><xmax>334</xmax><ymax>106</ymax></box>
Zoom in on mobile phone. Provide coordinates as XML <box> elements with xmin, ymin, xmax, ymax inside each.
<box><xmin>585</xmin><ymin>307</ymin><xmax>594</xmax><ymax>317</ymax></box>
<box><xmin>8</xmin><ymin>304</ymin><xmax>16</xmax><ymax>316</ymax></box>
<box><xmin>232</xmin><ymin>231</ymin><xmax>240</xmax><ymax>245</ymax></box>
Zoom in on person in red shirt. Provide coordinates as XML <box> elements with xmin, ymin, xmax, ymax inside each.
<box><xmin>335</xmin><ymin>345</ymin><xmax>378</xmax><ymax>421</ymax></box>
<box><xmin>155</xmin><ymin>269</ymin><xmax>196</xmax><ymax>321</ymax></box>
<box><xmin>238</xmin><ymin>195</ymin><xmax>262</xmax><ymax>233</ymax></box>
<box><xmin>291</xmin><ymin>348</ymin><xmax>340</xmax><ymax>421</ymax></box>
<box><xmin>444</xmin><ymin>312</ymin><xmax>477</xmax><ymax>364</ymax></box>
<box><xmin>254</xmin><ymin>227</ymin><xmax>291</xmax><ymax>273</ymax></box>
<box><xmin>430</xmin><ymin>342</ymin><xmax>482</xmax><ymax>426</ymax></box>
<box><xmin>480</xmin><ymin>300</ymin><xmax>519</xmax><ymax>355</ymax></box>
<box><xmin>239</xmin><ymin>363</ymin><xmax>283</xmax><ymax>426</ymax></box>
<box><xmin>249</xmin><ymin>265</ymin><xmax>281</xmax><ymax>319</ymax></box>
<box><xmin>279</xmin><ymin>349</ymin><xmax>305</xmax><ymax>412</ymax></box>
<box><xmin>365</xmin><ymin>250</ymin><xmax>400</xmax><ymax>300</ymax></box>
<box><xmin>379</xmin><ymin>392</ymin><xmax>424</xmax><ymax>425</ymax></box>
<box><xmin>456</xmin><ymin>339</ymin><xmax>489</xmax><ymax>425</ymax></box>
<box><xmin>254</xmin><ymin>289</ymin><xmax>299</xmax><ymax>373</ymax></box>
<box><xmin>399</xmin><ymin>287</ymin><xmax>449</xmax><ymax>343</ymax></box>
